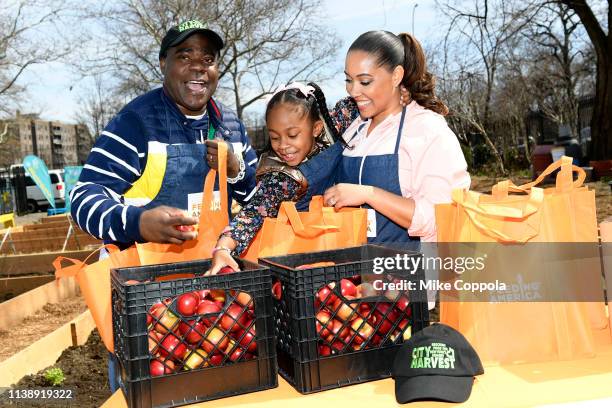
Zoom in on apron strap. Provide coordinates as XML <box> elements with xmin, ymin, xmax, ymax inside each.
<box><xmin>394</xmin><ymin>107</ymin><xmax>407</xmax><ymax>154</ymax></box>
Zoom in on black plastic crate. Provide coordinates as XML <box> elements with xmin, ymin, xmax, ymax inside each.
<box><xmin>111</xmin><ymin>258</ymin><xmax>277</xmax><ymax>408</ymax></box>
<box><xmin>260</xmin><ymin>244</ymin><xmax>429</xmax><ymax>394</ymax></box>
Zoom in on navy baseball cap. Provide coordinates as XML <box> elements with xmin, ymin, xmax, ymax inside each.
<box><xmin>392</xmin><ymin>323</ymin><xmax>484</xmax><ymax>404</ymax></box>
<box><xmin>159</xmin><ymin>19</ymin><xmax>224</xmax><ymax>58</ymax></box>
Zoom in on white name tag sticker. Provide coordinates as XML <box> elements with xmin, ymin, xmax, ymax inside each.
<box><xmin>187</xmin><ymin>191</ymin><xmax>221</xmax><ymax>218</ymax></box>
<box><xmin>367</xmin><ymin>208</ymin><xmax>377</xmax><ymax>238</ymax></box>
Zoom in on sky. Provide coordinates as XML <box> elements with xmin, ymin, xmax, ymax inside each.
<box><xmin>16</xmin><ymin>0</ymin><xmax>438</xmax><ymax>125</ymax></box>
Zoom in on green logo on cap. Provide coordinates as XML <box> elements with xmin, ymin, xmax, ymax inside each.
<box><xmin>178</xmin><ymin>20</ymin><xmax>206</xmax><ymax>32</ymax></box>
<box><xmin>411</xmin><ymin>343</ymin><xmax>456</xmax><ymax>369</ymax></box>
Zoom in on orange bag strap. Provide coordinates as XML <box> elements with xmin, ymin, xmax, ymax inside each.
<box><xmin>53</xmin><ymin>244</ymin><xmax>120</xmax><ymax>278</ymax></box>
<box><xmin>492</xmin><ymin>156</ymin><xmax>586</xmax><ymax>198</ymax></box>
<box><xmin>452</xmin><ymin>189</ymin><xmax>543</xmax><ymax>243</ymax></box>
<box><xmin>277</xmin><ymin>201</ymin><xmax>339</xmax><ymax>238</ymax></box>
<box><xmin>201</xmin><ymin>142</ymin><xmax>228</xmax><ymax>224</ymax></box>
<box><xmin>309</xmin><ymin>195</ymin><xmax>325</xmax><ymax>212</ymax></box>
<box><xmin>455</xmin><ymin>187</ymin><xmax>544</xmax><ymax>219</ymax></box>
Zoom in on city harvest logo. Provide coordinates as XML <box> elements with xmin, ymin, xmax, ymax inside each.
<box><xmin>411</xmin><ymin>342</ymin><xmax>455</xmax><ymax>369</ymax></box>
<box><xmin>178</xmin><ymin>20</ymin><xmax>207</xmax><ymax>32</ymax></box>
<box><xmin>489</xmin><ymin>274</ymin><xmax>542</xmax><ymax>302</ymax></box>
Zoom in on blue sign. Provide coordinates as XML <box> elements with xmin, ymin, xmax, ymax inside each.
<box><xmin>63</xmin><ymin>166</ymin><xmax>83</xmax><ymax>212</ymax></box>
<box><xmin>23</xmin><ymin>155</ymin><xmax>55</xmax><ymax>208</ymax></box>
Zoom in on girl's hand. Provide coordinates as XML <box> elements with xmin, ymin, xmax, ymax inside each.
<box><xmin>324</xmin><ymin>184</ymin><xmax>374</xmax><ymax>209</ymax></box>
<box><xmin>208</xmin><ymin>248</ymin><xmax>240</xmax><ymax>275</ymax></box>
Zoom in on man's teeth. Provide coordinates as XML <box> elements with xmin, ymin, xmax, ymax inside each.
<box><xmin>356</xmin><ymin>101</ymin><xmax>370</xmax><ymax>106</ymax></box>
<box><xmin>186</xmin><ymin>81</ymin><xmax>206</xmax><ymax>92</ymax></box>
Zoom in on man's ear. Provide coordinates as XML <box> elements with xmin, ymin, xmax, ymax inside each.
<box><xmin>159</xmin><ymin>57</ymin><xmax>166</xmax><ymax>75</ymax></box>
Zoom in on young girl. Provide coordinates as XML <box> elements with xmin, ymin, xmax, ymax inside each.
<box><xmin>209</xmin><ymin>82</ymin><xmax>343</xmax><ymax>274</ymax></box>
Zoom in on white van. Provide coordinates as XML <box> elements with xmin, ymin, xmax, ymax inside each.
<box><xmin>24</xmin><ymin>169</ymin><xmax>66</xmax><ymax>212</ymax></box>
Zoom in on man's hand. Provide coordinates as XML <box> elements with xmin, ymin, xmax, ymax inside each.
<box><xmin>139</xmin><ymin>206</ymin><xmax>198</xmax><ymax>244</ymax></box>
<box><xmin>205</xmin><ymin>139</ymin><xmax>239</xmax><ymax>177</ymax></box>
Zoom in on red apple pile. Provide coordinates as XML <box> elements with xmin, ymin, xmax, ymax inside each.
<box><xmin>147</xmin><ymin>279</ymin><xmax>258</xmax><ymax>377</ymax></box>
<box><xmin>314</xmin><ymin>277</ymin><xmax>412</xmax><ymax>357</ymax></box>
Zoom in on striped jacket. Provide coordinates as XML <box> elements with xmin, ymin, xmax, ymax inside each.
<box><xmin>70</xmin><ymin>87</ymin><xmax>258</xmax><ymax>246</ymax></box>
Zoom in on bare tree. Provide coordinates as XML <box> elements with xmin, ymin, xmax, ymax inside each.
<box><xmin>74</xmin><ymin>74</ymin><xmax>125</xmax><ymax>139</ymax></box>
<box><xmin>558</xmin><ymin>0</ymin><xmax>610</xmax><ymax>160</ymax></box>
<box><xmin>524</xmin><ymin>2</ymin><xmax>593</xmax><ymax>137</ymax></box>
<box><xmin>76</xmin><ymin>0</ymin><xmax>338</xmax><ymax>119</ymax></box>
<box><xmin>0</xmin><ymin>0</ymin><xmax>72</xmax><ymax>116</ymax></box>
<box><xmin>437</xmin><ymin>0</ymin><xmax>539</xmax><ymax>174</ymax></box>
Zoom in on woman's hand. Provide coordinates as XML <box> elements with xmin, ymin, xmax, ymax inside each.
<box><xmin>324</xmin><ymin>183</ymin><xmax>374</xmax><ymax>209</ymax></box>
<box><xmin>208</xmin><ymin>248</ymin><xmax>240</xmax><ymax>275</ymax></box>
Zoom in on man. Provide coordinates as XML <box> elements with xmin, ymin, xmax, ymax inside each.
<box><xmin>71</xmin><ymin>20</ymin><xmax>258</xmax><ymax>248</ymax></box>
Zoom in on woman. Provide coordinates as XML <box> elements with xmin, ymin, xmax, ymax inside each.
<box><xmin>322</xmin><ymin>30</ymin><xmax>470</xmax><ymax>245</ymax></box>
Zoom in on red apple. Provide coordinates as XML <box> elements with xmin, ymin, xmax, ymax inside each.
<box><xmin>195</xmin><ymin>289</ymin><xmax>209</xmax><ymax>302</ymax></box>
<box><xmin>209</xmin><ymin>289</ymin><xmax>226</xmax><ymax>303</ymax></box>
<box><xmin>350</xmin><ymin>318</ymin><xmax>375</xmax><ymax>345</ymax></box>
<box><xmin>373</xmin><ymin>303</ymin><xmax>400</xmax><ymax>335</ymax></box>
<box><xmin>232</xmin><ymin>290</ymin><xmax>253</xmax><ymax>309</ymax></box>
<box><xmin>356</xmin><ymin>282</ymin><xmax>377</xmax><ymax>298</ymax></box>
<box><xmin>218</xmin><ymin>265</ymin><xmax>236</xmax><ymax>275</ymax></box>
<box><xmin>330</xmin><ymin>340</ymin><xmax>346</xmax><ymax>354</ymax></box>
<box><xmin>220</xmin><ymin>303</ymin><xmax>249</xmax><ymax>332</ymax></box>
<box><xmin>148</xmin><ymin>330</ymin><xmax>162</xmax><ymax>354</ymax></box>
<box><xmin>316</xmin><ymin>283</ymin><xmax>338</xmax><ymax>308</ymax></box>
<box><xmin>151</xmin><ymin>304</ymin><xmax>179</xmax><ymax>334</ymax></box>
<box><xmin>150</xmin><ymin>359</ymin><xmax>175</xmax><ymax>376</ymax></box>
<box><xmin>196</xmin><ymin>300</ymin><xmax>222</xmax><ymax>326</ymax></box>
<box><xmin>340</xmin><ymin>279</ymin><xmax>357</xmax><ymax>297</ymax></box>
<box><xmin>225</xmin><ymin>339</ymin><xmax>246</xmax><ymax>362</ymax></box>
<box><xmin>209</xmin><ymin>353</ymin><xmax>224</xmax><ymax>366</ymax></box>
<box><xmin>183</xmin><ymin>348</ymin><xmax>209</xmax><ymax>370</ymax></box>
<box><xmin>177</xmin><ymin>293</ymin><xmax>199</xmax><ymax>316</ymax></box>
<box><xmin>331</xmin><ymin>297</ymin><xmax>356</xmax><ymax>321</ymax></box>
<box><xmin>316</xmin><ymin>310</ymin><xmax>332</xmax><ymax>338</ymax></box>
<box><xmin>201</xmin><ymin>327</ymin><xmax>229</xmax><ymax>354</ymax></box>
<box><xmin>319</xmin><ymin>344</ymin><xmax>332</xmax><ymax>357</ymax></box>
<box><xmin>272</xmin><ymin>281</ymin><xmax>282</xmax><ymax>300</ymax></box>
<box><xmin>395</xmin><ymin>295</ymin><xmax>410</xmax><ymax>314</ymax></box>
<box><xmin>235</xmin><ymin>327</ymin><xmax>257</xmax><ymax>353</ymax></box>
<box><xmin>175</xmin><ymin>225</ymin><xmax>195</xmax><ymax>232</ymax></box>
<box><xmin>179</xmin><ymin>320</ymin><xmax>208</xmax><ymax>344</ymax></box>
<box><xmin>329</xmin><ymin>319</ymin><xmax>350</xmax><ymax>340</ymax></box>
<box><xmin>159</xmin><ymin>333</ymin><xmax>188</xmax><ymax>361</ymax></box>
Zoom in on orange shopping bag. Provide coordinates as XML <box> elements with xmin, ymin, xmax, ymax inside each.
<box><xmin>436</xmin><ymin>156</ymin><xmax>607</xmax><ymax>364</ymax></box>
<box><xmin>54</xmin><ymin>144</ymin><xmax>229</xmax><ymax>352</ymax></box>
<box><xmin>242</xmin><ymin>195</ymin><xmax>367</xmax><ymax>261</ymax></box>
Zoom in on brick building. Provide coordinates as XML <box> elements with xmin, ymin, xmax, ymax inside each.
<box><xmin>7</xmin><ymin>112</ymin><xmax>93</xmax><ymax>168</ymax></box>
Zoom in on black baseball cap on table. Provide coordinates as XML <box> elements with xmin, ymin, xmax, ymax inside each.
<box><xmin>159</xmin><ymin>19</ymin><xmax>224</xmax><ymax>58</ymax></box>
<box><xmin>393</xmin><ymin>323</ymin><xmax>484</xmax><ymax>404</ymax></box>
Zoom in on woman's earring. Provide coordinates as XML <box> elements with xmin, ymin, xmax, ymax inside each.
<box><xmin>400</xmin><ymin>85</ymin><xmax>410</xmax><ymax>107</ymax></box>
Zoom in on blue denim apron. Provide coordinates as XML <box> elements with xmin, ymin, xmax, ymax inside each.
<box><xmin>141</xmin><ymin>143</ymin><xmax>228</xmax><ymax>217</ymax></box>
<box><xmin>336</xmin><ymin>107</ymin><xmax>419</xmax><ymax>248</ymax></box>
<box><xmin>297</xmin><ymin>141</ymin><xmax>344</xmax><ymax>210</ymax></box>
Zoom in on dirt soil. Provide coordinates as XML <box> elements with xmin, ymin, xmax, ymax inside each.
<box><xmin>5</xmin><ymin>330</ymin><xmax>111</xmax><ymax>407</ymax></box>
<box><xmin>0</xmin><ymin>297</ymin><xmax>87</xmax><ymax>362</ymax></box>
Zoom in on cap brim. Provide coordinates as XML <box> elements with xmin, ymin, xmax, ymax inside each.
<box><xmin>170</xmin><ymin>28</ymin><xmax>224</xmax><ymax>51</ymax></box>
<box><xmin>395</xmin><ymin>375</ymin><xmax>474</xmax><ymax>404</ymax></box>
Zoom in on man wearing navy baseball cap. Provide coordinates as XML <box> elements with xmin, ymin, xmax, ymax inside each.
<box><xmin>73</xmin><ymin>19</ymin><xmax>259</xmax><ymax>392</ymax></box>
<box><xmin>393</xmin><ymin>323</ymin><xmax>484</xmax><ymax>403</ymax></box>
